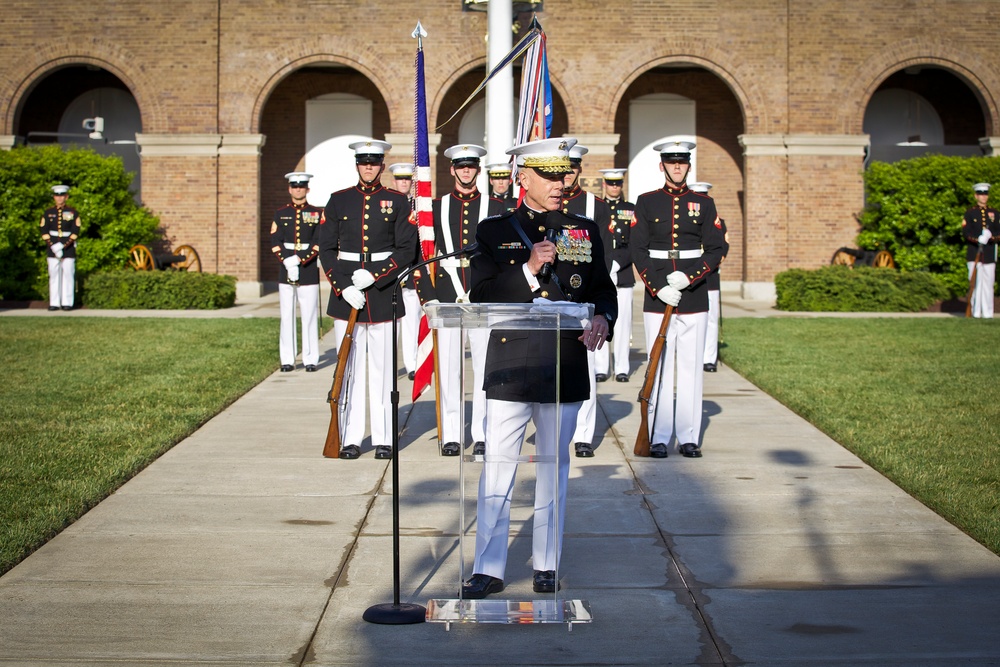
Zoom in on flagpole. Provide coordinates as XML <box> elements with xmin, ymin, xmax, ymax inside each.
<box><xmin>361</xmin><ymin>21</ymin><xmax>429</xmax><ymax>627</ymax></box>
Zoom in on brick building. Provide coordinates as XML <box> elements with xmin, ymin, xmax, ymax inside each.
<box><xmin>2</xmin><ymin>1</ymin><xmax>997</xmax><ymax>300</ymax></box>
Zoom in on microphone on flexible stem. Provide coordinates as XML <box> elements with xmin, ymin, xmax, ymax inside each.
<box><xmin>538</xmin><ymin>228</ymin><xmax>558</xmax><ymax>281</ymax></box>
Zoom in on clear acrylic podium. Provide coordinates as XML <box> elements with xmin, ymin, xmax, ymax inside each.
<box><xmin>421</xmin><ymin>302</ymin><xmax>595</xmax><ymax>631</ymax></box>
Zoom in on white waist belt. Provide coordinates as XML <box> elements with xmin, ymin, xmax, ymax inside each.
<box><xmin>48</xmin><ymin>231</ymin><xmax>73</xmax><ymax>237</ymax></box>
<box><xmin>283</xmin><ymin>242</ymin><xmax>311</xmax><ymax>250</ymax></box>
<box><xmin>649</xmin><ymin>248</ymin><xmax>702</xmax><ymax>260</ymax></box>
<box><xmin>338</xmin><ymin>251</ymin><xmax>391</xmax><ymax>261</ymax></box>
<box><xmin>439</xmin><ymin>257</ymin><xmax>471</xmax><ymax>268</ymax></box>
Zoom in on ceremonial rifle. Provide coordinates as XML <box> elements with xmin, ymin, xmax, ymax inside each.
<box><xmin>323</xmin><ymin>307</ymin><xmax>359</xmax><ymax>457</ymax></box>
<box><xmin>966</xmin><ymin>246</ymin><xmax>983</xmax><ymax>318</ymax></box>
<box><xmin>634</xmin><ymin>305</ymin><xmax>674</xmax><ymax>457</ymax></box>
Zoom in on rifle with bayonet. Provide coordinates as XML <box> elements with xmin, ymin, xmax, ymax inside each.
<box><xmin>323</xmin><ymin>308</ymin><xmax>359</xmax><ymax>457</ymax></box>
<box><xmin>634</xmin><ymin>305</ymin><xmax>674</xmax><ymax>457</ymax></box>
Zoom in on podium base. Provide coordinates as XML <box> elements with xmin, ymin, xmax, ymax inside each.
<box><xmin>362</xmin><ymin>602</ymin><xmax>427</xmax><ymax>625</ymax></box>
<box><xmin>425</xmin><ymin>598</ymin><xmax>592</xmax><ymax>631</ymax></box>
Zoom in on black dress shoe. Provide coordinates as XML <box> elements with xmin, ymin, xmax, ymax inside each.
<box><xmin>533</xmin><ymin>570</ymin><xmax>560</xmax><ymax>593</ymax></box>
<box><xmin>574</xmin><ymin>442</ymin><xmax>594</xmax><ymax>458</ymax></box>
<box><xmin>374</xmin><ymin>445</ymin><xmax>392</xmax><ymax>459</ymax></box>
<box><xmin>61</xmin><ymin>306</ymin><xmax>72</xmax><ymax>311</ymax></box>
<box><xmin>280</xmin><ymin>364</ymin><xmax>294</xmax><ymax>372</ymax></box>
<box><xmin>595</xmin><ymin>373</ymin><xmax>608</xmax><ymax>383</ymax></box>
<box><xmin>305</xmin><ymin>365</ymin><xmax>317</xmax><ymax>372</ymax></box>
<box><xmin>615</xmin><ymin>373</ymin><xmax>628</xmax><ymax>382</ymax></box>
<box><xmin>339</xmin><ymin>445</ymin><xmax>360</xmax><ymax>460</ymax></box>
<box><xmin>461</xmin><ymin>573</ymin><xmax>504</xmax><ymax>599</ymax></box>
<box><xmin>473</xmin><ymin>441</ymin><xmax>485</xmax><ymax>456</ymax></box>
<box><xmin>679</xmin><ymin>443</ymin><xmax>703</xmax><ymax>458</ymax></box>
<box><xmin>703</xmin><ymin>362</ymin><xmax>717</xmax><ymax>372</ymax></box>
<box><xmin>649</xmin><ymin>442</ymin><xmax>668</xmax><ymax>458</ymax></box>
<box><xmin>408</xmin><ymin>371</ymin><xmax>416</xmax><ymax>381</ymax></box>
<box><xmin>48</xmin><ymin>306</ymin><xmax>59</xmax><ymax>311</ymax></box>
<box><xmin>440</xmin><ymin>442</ymin><xmax>460</xmax><ymax>457</ymax></box>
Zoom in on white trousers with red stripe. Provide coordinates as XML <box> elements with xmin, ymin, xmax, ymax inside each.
<box><xmin>642</xmin><ymin>311</ymin><xmax>707</xmax><ymax>448</ymax></box>
<box><xmin>46</xmin><ymin>257</ymin><xmax>75</xmax><ymax>308</ymax></box>
<box><xmin>278</xmin><ymin>283</ymin><xmax>319</xmax><ymax>366</ymax></box>
<box><xmin>436</xmin><ymin>326</ymin><xmax>488</xmax><ymax>444</ymax></box>
<box><xmin>595</xmin><ymin>285</ymin><xmax>634</xmax><ymax>377</ymax></box>
<box><xmin>334</xmin><ymin>319</ymin><xmax>393</xmax><ymax>449</ymax></box>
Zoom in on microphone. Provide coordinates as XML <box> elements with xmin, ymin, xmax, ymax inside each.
<box><xmin>538</xmin><ymin>228</ymin><xmax>558</xmax><ymax>281</ymax></box>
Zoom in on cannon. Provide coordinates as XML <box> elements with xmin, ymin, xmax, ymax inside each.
<box><xmin>830</xmin><ymin>247</ymin><xmax>895</xmax><ymax>269</ymax></box>
<box><xmin>129</xmin><ymin>244</ymin><xmax>202</xmax><ymax>272</ymax></box>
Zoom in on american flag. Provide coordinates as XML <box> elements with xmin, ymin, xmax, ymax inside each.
<box><xmin>411</xmin><ymin>22</ymin><xmax>435</xmax><ymax>401</ymax></box>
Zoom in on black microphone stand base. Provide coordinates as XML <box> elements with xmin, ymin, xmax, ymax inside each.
<box><xmin>363</xmin><ymin>602</ymin><xmax>426</xmax><ymax>625</ymax></box>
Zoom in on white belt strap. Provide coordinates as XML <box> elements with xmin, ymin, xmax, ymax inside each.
<box><xmin>438</xmin><ymin>194</ymin><xmax>486</xmax><ymax>298</ymax></box>
<box><xmin>283</xmin><ymin>242</ymin><xmax>309</xmax><ymax>250</ymax></box>
<box><xmin>338</xmin><ymin>250</ymin><xmax>391</xmax><ymax>261</ymax></box>
<box><xmin>586</xmin><ymin>192</ymin><xmax>595</xmax><ymax>221</ymax></box>
<box><xmin>649</xmin><ymin>248</ymin><xmax>703</xmax><ymax>260</ymax></box>
<box><xmin>48</xmin><ymin>231</ymin><xmax>73</xmax><ymax>237</ymax></box>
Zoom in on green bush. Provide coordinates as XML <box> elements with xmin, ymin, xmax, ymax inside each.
<box><xmin>775</xmin><ymin>265</ymin><xmax>948</xmax><ymax>312</ymax></box>
<box><xmin>0</xmin><ymin>145</ymin><xmax>160</xmax><ymax>300</ymax></box>
<box><xmin>859</xmin><ymin>155</ymin><xmax>1000</xmax><ymax>298</ymax></box>
<box><xmin>83</xmin><ymin>270</ymin><xmax>236</xmax><ymax>309</ymax></box>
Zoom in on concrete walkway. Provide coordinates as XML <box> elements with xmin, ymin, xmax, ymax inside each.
<box><xmin>1</xmin><ymin>292</ymin><xmax>998</xmax><ymax>666</ymax></box>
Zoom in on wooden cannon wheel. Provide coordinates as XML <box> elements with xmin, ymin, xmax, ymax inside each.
<box><xmin>872</xmin><ymin>250</ymin><xmax>896</xmax><ymax>269</ymax></box>
<box><xmin>830</xmin><ymin>249</ymin><xmax>856</xmax><ymax>267</ymax></box>
<box><xmin>172</xmin><ymin>244</ymin><xmax>202</xmax><ymax>272</ymax></box>
<box><xmin>128</xmin><ymin>244</ymin><xmax>156</xmax><ymax>271</ymax></box>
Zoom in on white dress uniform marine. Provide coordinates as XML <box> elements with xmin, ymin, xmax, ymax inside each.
<box><xmin>561</xmin><ymin>144</ymin><xmax>615</xmax><ymax>458</ymax></box>
<box><xmin>271</xmin><ymin>172</ymin><xmax>323</xmax><ymax>372</ymax></box>
<box><xmin>688</xmin><ymin>182</ymin><xmax>729</xmax><ymax>372</ymax></box>
<box><xmin>461</xmin><ymin>137</ymin><xmax>618</xmax><ymax>599</ymax></box>
<box><xmin>632</xmin><ymin>139</ymin><xmax>727</xmax><ymax>459</ymax></box>
<box><xmin>486</xmin><ymin>162</ymin><xmax>518</xmax><ymax>214</ymax></box>
<box><xmin>388</xmin><ymin>162</ymin><xmax>422</xmax><ymax>377</ymax></box>
<box><xmin>319</xmin><ymin>139</ymin><xmax>417</xmax><ymax>460</ymax></box>
<box><xmin>597</xmin><ymin>168</ymin><xmax>637</xmax><ymax>383</ymax></box>
<box><xmin>963</xmin><ymin>183</ymin><xmax>1000</xmax><ymax>319</ymax></box>
<box><xmin>39</xmin><ymin>185</ymin><xmax>81</xmax><ymax>311</ymax></box>
<box><xmin>413</xmin><ymin>144</ymin><xmax>491</xmax><ymax>457</ymax></box>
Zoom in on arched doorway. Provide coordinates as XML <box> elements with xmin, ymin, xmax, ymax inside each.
<box><xmin>258</xmin><ymin>65</ymin><xmax>390</xmax><ymax>282</ymax></box>
<box><xmin>864</xmin><ymin>66</ymin><xmax>987</xmax><ymax>163</ymax></box>
<box><xmin>16</xmin><ymin>66</ymin><xmax>142</xmax><ymax>199</ymax></box>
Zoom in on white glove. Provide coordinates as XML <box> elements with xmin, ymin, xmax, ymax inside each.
<box><xmin>282</xmin><ymin>255</ymin><xmax>300</xmax><ymax>269</ymax></box>
<box><xmin>352</xmin><ymin>269</ymin><xmax>376</xmax><ymax>290</ymax></box>
<box><xmin>667</xmin><ymin>270</ymin><xmax>690</xmax><ymax>290</ymax></box>
<box><xmin>55</xmin><ymin>248</ymin><xmax>64</xmax><ymax>259</ymax></box>
<box><xmin>610</xmin><ymin>261</ymin><xmax>620</xmax><ymax>287</ymax></box>
<box><xmin>342</xmin><ymin>285</ymin><xmax>366</xmax><ymax>310</ymax></box>
<box><xmin>287</xmin><ymin>265</ymin><xmax>300</xmax><ymax>283</ymax></box>
<box><xmin>657</xmin><ymin>285</ymin><xmax>682</xmax><ymax>306</ymax></box>
<box><xmin>978</xmin><ymin>229</ymin><xmax>992</xmax><ymax>244</ymax></box>
<box><xmin>51</xmin><ymin>242</ymin><xmax>64</xmax><ymax>255</ymax></box>
<box><xmin>456</xmin><ymin>291</ymin><xmax>471</xmax><ymax>304</ymax></box>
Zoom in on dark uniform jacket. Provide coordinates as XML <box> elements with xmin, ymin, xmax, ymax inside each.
<box><xmin>489</xmin><ymin>191</ymin><xmax>518</xmax><ymax>214</ymax></box>
<box><xmin>40</xmin><ymin>206</ymin><xmax>81</xmax><ymax>259</ymax></box>
<box><xmin>414</xmin><ymin>190</ymin><xmax>487</xmax><ymax>304</ymax></box>
<box><xmin>606</xmin><ymin>196</ymin><xmax>637</xmax><ymax>288</ymax></box>
<box><xmin>706</xmin><ymin>218</ymin><xmax>729</xmax><ymax>291</ymax></box>
<box><xmin>320</xmin><ymin>182</ymin><xmax>416</xmax><ymax>323</ymax></box>
<box><xmin>963</xmin><ymin>205</ymin><xmax>1000</xmax><ymax>264</ymax></box>
<box><xmin>470</xmin><ymin>205</ymin><xmax>618</xmax><ymax>404</ymax></box>
<box><xmin>270</xmin><ymin>202</ymin><xmax>322</xmax><ymax>285</ymax></box>
<box><xmin>632</xmin><ymin>184</ymin><xmax>727</xmax><ymax>314</ymax></box>
<box><xmin>561</xmin><ymin>187</ymin><xmax>614</xmax><ymax>273</ymax></box>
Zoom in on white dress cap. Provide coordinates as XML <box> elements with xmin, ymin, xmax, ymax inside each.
<box><xmin>51</xmin><ymin>185</ymin><xmax>70</xmax><ymax>195</ymax></box>
<box><xmin>599</xmin><ymin>168</ymin><xmax>627</xmax><ymax>181</ymax></box>
<box><xmin>973</xmin><ymin>182</ymin><xmax>990</xmax><ymax>193</ymax></box>
<box><xmin>486</xmin><ymin>162</ymin><xmax>513</xmax><ymax>177</ymax></box>
<box><xmin>653</xmin><ymin>136</ymin><xmax>697</xmax><ymax>158</ymax></box>
<box><xmin>284</xmin><ymin>172</ymin><xmax>313</xmax><ymax>186</ymax></box>
<box><xmin>568</xmin><ymin>144</ymin><xmax>589</xmax><ymax>161</ymax></box>
<box><xmin>443</xmin><ymin>144</ymin><xmax>487</xmax><ymax>165</ymax></box>
<box><xmin>506</xmin><ymin>137</ymin><xmax>578</xmax><ymax>174</ymax></box>
<box><xmin>689</xmin><ymin>181</ymin><xmax>713</xmax><ymax>193</ymax></box>
<box><xmin>388</xmin><ymin>163</ymin><xmax>414</xmax><ymax>178</ymax></box>
<box><xmin>349</xmin><ymin>139</ymin><xmax>392</xmax><ymax>161</ymax></box>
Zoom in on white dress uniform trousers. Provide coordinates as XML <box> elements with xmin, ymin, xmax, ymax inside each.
<box><xmin>47</xmin><ymin>257</ymin><xmax>75</xmax><ymax>308</ymax></box>
<box><xmin>474</xmin><ymin>399</ymin><xmax>580</xmax><ymax>580</ymax></box>
<box><xmin>401</xmin><ymin>286</ymin><xmax>421</xmax><ymax>373</ymax></box>
<box><xmin>595</xmin><ymin>285</ymin><xmax>634</xmax><ymax>376</ymax></box>
<box><xmin>704</xmin><ymin>289</ymin><xmax>721</xmax><ymax>365</ymax></box>
<box><xmin>968</xmin><ymin>260</ymin><xmax>996</xmax><ymax>319</ymax></box>
<box><xmin>436</xmin><ymin>326</ymin><xmax>488</xmax><ymax>444</ymax></box>
<box><xmin>334</xmin><ymin>319</ymin><xmax>393</xmax><ymax>448</ymax></box>
<box><xmin>571</xmin><ymin>350</ymin><xmax>598</xmax><ymax>443</ymax></box>
<box><xmin>643</xmin><ymin>311</ymin><xmax>707</xmax><ymax>447</ymax></box>
<box><xmin>278</xmin><ymin>283</ymin><xmax>319</xmax><ymax>367</ymax></box>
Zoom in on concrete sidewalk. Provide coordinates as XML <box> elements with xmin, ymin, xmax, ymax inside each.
<box><xmin>1</xmin><ymin>293</ymin><xmax>998</xmax><ymax>666</ymax></box>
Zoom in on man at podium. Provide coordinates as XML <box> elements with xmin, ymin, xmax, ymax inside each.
<box><xmin>462</xmin><ymin>137</ymin><xmax>618</xmax><ymax>599</ymax></box>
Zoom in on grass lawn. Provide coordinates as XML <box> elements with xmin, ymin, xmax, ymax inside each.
<box><xmin>0</xmin><ymin>317</ymin><xmax>282</xmax><ymax>575</ymax></box>
<box><xmin>721</xmin><ymin>316</ymin><xmax>1000</xmax><ymax>555</ymax></box>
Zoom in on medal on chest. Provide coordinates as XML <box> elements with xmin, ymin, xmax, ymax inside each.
<box><xmin>555</xmin><ymin>228</ymin><xmax>593</xmax><ymax>264</ymax></box>
<box><xmin>380</xmin><ymin>200</ymin><xmax>393</xmax><ymax>214</ymax></box>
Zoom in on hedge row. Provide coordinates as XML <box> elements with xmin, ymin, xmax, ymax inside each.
<box><xmin>775</xmin><ymin>266</ymin><xmax>948</xmax><ymax>312</ymax></box>
<box><xmin>83</xmin><ymin>270</ymin><xmax>236</xmax><ymax>310</ymax></box>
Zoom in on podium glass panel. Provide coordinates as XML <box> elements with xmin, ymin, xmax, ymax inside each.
<box><xmin>421</xmin><ymin>302</ymin><xmax>594</xmax><ymax>629</ymax></box>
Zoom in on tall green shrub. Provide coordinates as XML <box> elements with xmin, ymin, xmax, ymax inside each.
<box><xmin>859</xmin><ymin>155</ymin><xmax>1000</xmax><ymax>297</ymax></box>
<box><xmin>0</xmin><ymin>145</ymin><xmax>160</xmax><ymax>300</ymax></box>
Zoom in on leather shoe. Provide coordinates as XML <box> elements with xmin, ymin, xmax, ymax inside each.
<box><xmin>440</xmin><ymin>442</ymin><xmax>460</xmax><ymax>457</ymax></box>
<box><xmin>533</xmin><ymin>570</ymin><xmax>560</xmax><ymax>593</ymax></box>
<box><xmin>595</xmin><ymin>373</ymin><xmax>608</xmax><ymax>383</ymax></box>
<box><xmin>305</xmin><ymin>365</ymin><xmax>317</xmax><ymax>372</ymax></box>
<box><xmin>703</xmin><ymin>362</ymin><xmax>717</xmax><ymax>372</ymax></box>
<box><xmin>615</xmin><ymin>373</ymin><xmax>628</xmax><ymax>382</ymax></box>
<box><xmin>280</xmin><ymin>364</ymin><xmax>294</xmax><ymax>372</ymax></box>
<box><xmin>461</xmin><ymin>573</ymin><xmax>504</xmax><ymax>599</ymax></box>
<box><xmin>47</xmin><ymin>306</ymin><xmax>59</xmax><ymax>311</ymax></box>
<box><xmin>339</xmin><ymin>445</ymin><xmax>360</xmax><ymax>460</ymax></box>
<box><xmin>473</xmin><ymin>441</ymin><xmax>485</xmax><ymax>456</ymax></box>
<box><xmin>574</xmin><ymin>442</ymin><xmax>594</xmax><ymax>458</ymax></box>
<box><xmin>374</xmin><ymin>445</ymin><xmax>392</xmax><ymax>459</ymax></box>
<box><xmin>408</xmin><ymin>371</ymin><xmax>416</xmax><ymax>381</ymax></box>
<box><xmin>61</xmin><ymin>306</ymin><xmax>72</xmax><ymax>311</ymax></box>
<box><xmin>649</xmin><ymin>442</ymin><xmax>668</xmax><ymax>458</ymax></box>
<box><xmin>679</xmin><ymin>443</ymin><xmax>703</xmax><ymax>458</ymax></box>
